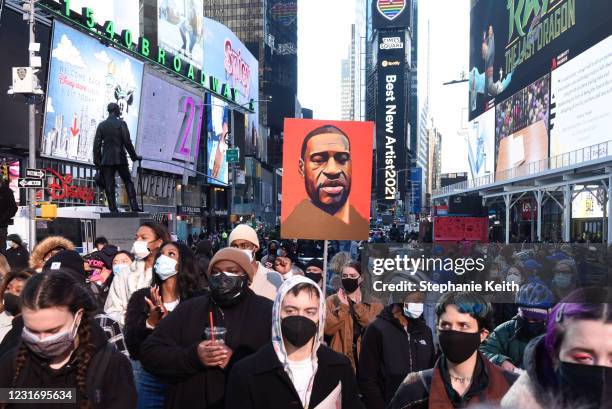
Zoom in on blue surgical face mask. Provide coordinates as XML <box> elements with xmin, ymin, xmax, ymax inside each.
<box><xmin>154</xmin><ymin>255</ymin><xmax>178</xmax><ymax>281</ymax></box>
<box><xmin>112</xmin><ymin>264</ymin><xmax>131</xmax><ymax>275</ymax></box>
<box><xmin>403</xmin><ymin>302</ymin><xmax>424</xmax><ymax>319</ymax></box>
<box><xmin>553</xmin><ymin>272</ymin><xmax>572</xmax><ymax>289</ymax></box>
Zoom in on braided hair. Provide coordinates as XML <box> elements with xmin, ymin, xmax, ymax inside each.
<box><xmin>11</xmin><ymin>270</ymin><xmax>97</xmax><ymax>409</ymax></box>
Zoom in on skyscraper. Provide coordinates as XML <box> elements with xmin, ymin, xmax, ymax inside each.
<box><xmin>340</xmin><ymin>57</ymin><xmax>352</xmax><ymax>120</ymax></box>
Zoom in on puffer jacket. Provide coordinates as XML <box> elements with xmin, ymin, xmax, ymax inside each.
<box><xmin>29</xmin><ymin>236</ymin><xmax>75</xmax><ymax>271</ymax></box>
<box><xmin>480</xmin><ymin>316</ymin><xmax>529</xmax><ymax>368</ymax></box>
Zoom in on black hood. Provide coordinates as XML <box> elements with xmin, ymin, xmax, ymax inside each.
<box><xmin>378</xmin><ymin>304</ymin><xmax>429</xmax><ymax>334</ymax></box>
<box><xmin>523</xmin><ymin>335</ymin><xmax>558</xmax><ymax>401</ymax></box>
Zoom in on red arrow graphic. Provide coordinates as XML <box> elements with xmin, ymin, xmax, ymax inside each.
<box><xmin>70</xmin><ymin>116</ymin><xmax>79</xmax><ymax>137</ymax></box>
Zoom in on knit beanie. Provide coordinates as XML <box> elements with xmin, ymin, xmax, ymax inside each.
<box><xmin>207</xmin><ymin>247</ymin><xmax>255</xmax><ymax>281</ymax></box>
<box><xmin>228</xmin><ymin>224</ymin><xmax>259</xmax><ymax>249</ymax></box>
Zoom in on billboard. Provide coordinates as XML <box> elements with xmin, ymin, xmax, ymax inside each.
<box><xmin>158</xmin><ymin>0</ymin><xmax>204</xmax><ymax>69</ymax></box>
<box><xmin>281</xmin><ymin>119</ymin><xmax>374</xmax><ymax>241</ymax></box>
<box><xmin>41</xmin><ymin>21</ymin><xmax>143</xmax><ymax>166</ymax></box>
<box><xmin>203</xmin><ymin>18</ymin><xmax>259</xmax><ymax>158</ymax></box>
<box><xmin>372</xmin><ymin>0</ymin><xmax>410</xmax><ymax>30</ymax></box>
<box><xmin>46</xmin><ymin>0</ymin><xmax>140</xmax><ymax>37</ymax></box>
<box><xmin>550</xmin><ymin>33</ymin><xmax>612</xmax><ymax>157</ymax></box>
<box><xmin>572</xmin><ymin>189</ymin><xmax>606</xmax><ymax>219</ymax></box>
<box><xmin>494</xmin><ymin>75</ymin><xmax>550</xmax><ymax>180</ymax></box>
<box><xmin>137</xmin><ymin>70</ymin><xmax>204</xmax><ymax>175</ymax></box>
<box><xmin>207</xmin><ymin>95</ymin><xmax>229</xmax><ymax>186</ymax></box>
<box><xmin>467</xmin><ymin>108</ymin><xmax>495</xmax><ymax>181</ymax></box>
<box><xmin>469</xmin><ymin>0</ymin><xmax>612</xmax><ymax>121</ymax></box>
<box><xmin>376</xmin><ymin>31</ymin><xmax>407</xmax><ymax>203</ymax></box>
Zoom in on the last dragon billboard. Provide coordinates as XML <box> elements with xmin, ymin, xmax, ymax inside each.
<box><xmin>468</xmin><ymin>0</ymin><xmax>612</xmax><ymax>122</ymax></box>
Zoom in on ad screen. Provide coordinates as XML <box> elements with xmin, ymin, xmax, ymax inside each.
<box><xmin>207</xmin><ymin>95</ymin><xmax>229</xmax><ymax>186</ymax></box>
<box><xmin>41</xmin><ymin>21</ymin><xmax>143</xmax><ymax>166</ymax></box>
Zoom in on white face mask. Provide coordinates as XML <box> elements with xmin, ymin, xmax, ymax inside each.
<box><xmin>506</xmin><ymin>273</ymin><xmax>522</xmax><ymax>285</ymax></box>
<box><xmin>403</xmin><ymin>302</ymin><xmax>424</xmax><ymax>319</ymax></box>
<box><xmin>154</xmin><ymin>255</ymin><xmax>178</xmax><ymax>281</ymax></box>
<box><xmin>5</xmin><ymin>241</ymin><xmax>13</xmax><ymax>251</ymax></box>
<box><xmin>240</xmin><ymin>249</ymin><xmax>254</xmax><ymax>262</ymax></box>
<box><xmin>112</xmin><ymin>264</ymin><xmax>131</xmax><ymax>275</ymax></box>
<box><xmin>132</xmin><ymin>240</ymin><xmax>150</xmax><ymax>260</ymax></box>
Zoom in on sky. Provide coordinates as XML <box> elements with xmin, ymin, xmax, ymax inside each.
<box><xmin>298</xmin><ymin>0</ymin><xmax>471</xmax><ymax>173</ymax></box>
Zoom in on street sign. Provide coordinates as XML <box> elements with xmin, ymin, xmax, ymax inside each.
<box><xmin>226</xmin><ymin>148</ymin><xmax>239</xmax><ymax>164</ymax></box>
<box><xmin>26</xmin><ymin>168</ymin><xmax>45</xmax><ymax>178</ymax></box>
<box><xmin>18</xmin><ymin>178</ymin><xmax>45</xmax><ymax>188</ymax></box>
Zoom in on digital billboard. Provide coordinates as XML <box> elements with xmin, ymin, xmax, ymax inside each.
<box><xmin>375</xmin><ymin>31</ymin><xmax>407</xmax><ymax>203</ymax></box>
<box><xmin>469</xmin><ymin>0</ymin><xmax>612</xmax><ymax>121</ymax></box>
<box><xmin>372</xmin><ymin>0</ymin><xmax>410</xmax><ymax>30</ymax></box>
<box><xmin>137</xmin><ymin>70</ymin><xmax>204</xmax><ymax>175</ymax></box>
<box><xmin>550</xmin><ymin>33</ymin><xmax>612</xmax><ymax>157</ymax></box>
<box><xmin>46</xmin><ymin>0</ymin><xmax>140</xmax><ymax>37</ymax></box>
<box><xmin>572</xmin><ymin>189</ymin><xmax>606</xmax><ymax>219</ymax></box>
<box><xmin>41</xmin><ymin>21</ymin><xmax>143</xmax><ymax>166</ymax></box>
<box><xmin>281</xmin><ymin>119</ymin><xmax>374</xmax><ymax>241</ymax></box>
<box><xmin>203</xmin><ymin>18</ymin><xmax>259</xmax><ymax>158</ymax></box>
<box><xmin>158</xmin><ymin>0</ymin><xmax>204</xmax><ymax>70</ymax></box>
<box><xmin>495</xmin><ymin>75</ymin><xmax>550</xmax><ymax>180</ymax></box>
<box><xmin>207</xmin><ymin>95</ymin><xmax>229</xmax><ymax>186</ymax></box>
<box><xmin>467</xmin><ymin>108</ymin><xmax>495</xmax><ymax>181</ymax></box>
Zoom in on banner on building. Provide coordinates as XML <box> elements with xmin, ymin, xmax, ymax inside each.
<box><xmin>281</xmin><ymin>119</ymin><xmax>374</xmax><ymax>240</ymax></box>
<box><xmin>376</xmin><ymin>30</ymin><xmax>407</xmax><ymax>204</ymax></box>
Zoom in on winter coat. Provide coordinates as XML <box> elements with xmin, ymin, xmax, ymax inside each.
<box><xmin>226</xmin><ymin>343</ymin><xmax>364</xmax><ymax>409</ymax></box>
<box><xmin>227</xmin><ymin>275</ymin><xmax>364</xmax><ymax>409</ymax></box>
<box><xmin>0</xmin><ymin>311</ymin><xmax>12</xmax><ymax>345</ymax></box>
<box><xmin>3</xmin><ymin>245</ymin><xmax>30</xmax><ymax>271</ymax></box>
<box><xmin>480</xmin><ymin>316</ymin><xmax>529</xmax><ymax>368</ymax></box>
<box><xmin>389</xmin><ymin>353</ymin><xmax>517</xmax><ymax>409</ymax></box>
<box><xmin>139</xmin><ymin>289</ymin><xmax>272</xmax><ymax>409</ymax></box>
<box><xmin>104</xmin><ymin>260</ymin><xmax>152</xmax><ymax>327</ymax></box>
<box><xmin>0</xmin><ymin>319</ymin><xmax>136</xmax><ymax>409</ymax></box>
<box><xmin>93</xmin><ymin>115</ymin><xmax>138</xmax><ymax>166</ymax></box>
<box><xmin>324</xmin><ymin>292</ymin><xmax>383</xmax><ymax>371</ymax></box>
<box><xmin>29</xmin><ymin>236</ymin><xmax>75</xmax><ymax>271</ymax></box>
<box><xmin>124</xmin><ymin>287</ymin><xmax>155</xmax><ymax>361</ymax></box>
<box><xmin>358</xmin><ymin>305</ymin><xmax>436</xmax><ymax>409</ymax></box>
<box><xmin>0</xmin><ymin>183</ymin><xmax>17</xmax><ymax>227</ymax></box>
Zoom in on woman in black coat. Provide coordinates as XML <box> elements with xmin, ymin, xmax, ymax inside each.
<box><xmin>0</xmin><ymin>270</ymin><xmax>135</xmax><ymax>409</ymax></box>
<box><xmin>124</xmin><ymin>242</ymin><xmax>201</xmax><ymax>409</ymax></box>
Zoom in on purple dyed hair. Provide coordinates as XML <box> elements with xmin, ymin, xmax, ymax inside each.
<box><xmin>544</xmin><ymin>287</ymin><xmax>612</xmax><ymax>359</ymax></box>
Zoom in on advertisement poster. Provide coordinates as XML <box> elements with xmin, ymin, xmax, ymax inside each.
<box><xmin>46</xmin><ymin>0</ymin><xmax>140</xmax><ymax>36</ymax></box>
<box><xmin>376</xmin><ymin>31</ymin><xmax>407</xmax><ymax>203</ymax></box>
<box><xmin>41</xmin><ymin>21</ymin><xmax>143</xmax><ymax>166</ymax></box>
<box><xmin>495</xmin><ymin>75</ymin><xmax>550</xmax><ymax>180</ymax></box>
<box><xmin>281</xmin><ymin>119</ymin><xmax>374</xmax><ymax>241</ymax></box>
<box><xmin>469</xmin><ymin>0</ymin><xmax>612</xmax><ymax>121</ymax></box>
<box><xmin>572</xmin><ymin>189</ymin><xmax>606</xmax><ymax>219</ymax></box>
<box><xmin>137</xmin><ymin>70</ymin><xmax>204</xmax><ymax>175</ymax></box>
<box><xmin>158</xmin><ymin>0</ymin><xmax>204</xmax><ymax>69</ymax></box>
<box><xmin>550</xmin><ymin>34</ymin><xmax>612</xmax><ymax>157</ymax></box>
<box><xmin>203</xmin><ymin>17</ymin><xmax>260</xmax><ymax>158</ymax></box>
<box><xmin>207</xmin><ymin>95</ymin><xmax>229</xmax><ymax>186</ymax></box>
<box><xmin>467</xmin><ymin>108</ymin><xmax>495</xmax><ymax>181</ymax></box>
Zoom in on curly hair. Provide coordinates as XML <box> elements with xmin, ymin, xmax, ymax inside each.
<box><xmin>0</xmin><ymin>269</ymin><xmax>34</xmax><ymax>313</ymax></box>
<box><xmin>151</xmin><ymin>241</ymin><xmax>202</xmax><ymax>300</ymax></box>
<box><xmin>11</xmin><ymin>270</ymin><xmax>97</xmax><ymax>409</ymax></box>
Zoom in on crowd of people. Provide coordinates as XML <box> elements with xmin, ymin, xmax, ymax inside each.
<box><xmin>0</xmin><ymin>223</ymin><xmax>610</xmax><ymax>409</ymax></box>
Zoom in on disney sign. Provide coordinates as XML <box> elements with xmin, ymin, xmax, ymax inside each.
<box><xmin>224</xmin><ymin>39</ymin><xmax>251</xmax><ymax>96</ymax></box>
<box><xmin>46</xmin><ymin>168</ymin><xmax>95</xmax><ymax>203</ymax></box>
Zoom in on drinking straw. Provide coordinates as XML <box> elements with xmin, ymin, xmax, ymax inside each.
<box><xmin>209</xmin><ymin>311</ymin><xmax>215</xmax><ymax>342</ymax></box>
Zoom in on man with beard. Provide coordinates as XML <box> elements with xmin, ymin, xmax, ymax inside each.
<box><xmin>282</xmin><ymin>125</ymin><xmax>369</xmax><ymax>240</ymax></box>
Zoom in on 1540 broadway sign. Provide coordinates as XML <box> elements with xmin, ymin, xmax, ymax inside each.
<box><xmin>39</xmin><ymin>0</ymin><xmax>255</xmax><ymax>111</ymax></box>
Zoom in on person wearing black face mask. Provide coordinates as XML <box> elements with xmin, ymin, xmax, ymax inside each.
<box><xmin>0</xmin><ymin>270</ymin><xmax>33</xmax><ymax>346</ymax></box>
<box><xmin>304</xmin><ymin>258</ymin><xmax>324</xmax><ymax>288</ymax></box>
<box><xmin>140</xmin><ymin>248</ymin><xmax>272</xmax><ymax>409</ymax></box>
<box><xmin>226</xmin><ymin>276</ymin><xmax>364</xmax><ymax>409</ymax></box>
<box><xmin>481</xmin><ymin>283</ymin><xmax>553</xmax><ymax>372</ymax></box>
<box><xmin>324</xmin><ymin>261</ymin><xmax>382</xmax><ymax>373</ymax></box>
<box><xmin>501</xmin><ymin>287</ymin><xmax>612</xmax><ymax>409</ymax></box>
<box><xmin>389</xmin><ymin>292</ymin><xmax>517</xmax><ymax>409</ymax></box>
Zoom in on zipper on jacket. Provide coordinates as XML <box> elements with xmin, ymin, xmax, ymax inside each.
<box><xmin>404</xmin><ymin>328</ymin><xmax>413</xmax><ymax>371</ymax></box>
